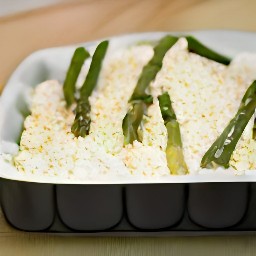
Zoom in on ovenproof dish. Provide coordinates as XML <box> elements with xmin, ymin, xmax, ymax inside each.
<box><xmin>2</xmin><ymin>31</ymin><xmax>256</xmax><ymax>233</ymax></box>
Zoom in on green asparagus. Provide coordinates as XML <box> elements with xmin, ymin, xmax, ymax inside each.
<box><xmin>71</xmin><ymin>40</ymin><xmax>109</xmax><ymax>137</ymax></box>
<box><xmin>122</xmin><ymin>102</ymin><xmax>144</xmax><ymax>145</ymax></box>
<box><xmin>253</xmin><ymin>120</ymin><xmax>256</xmax><ymax>139</ymax></box>
<box><xmin>186</xmin><ymin>36</ymin><xmax>231</xmax><ymax>65</ymax></box>
<box><xmin>122</xmin><ymin>35</ymin><xmax>179</xmax><ymax>145</ymax></box>
<box><xmin>158</xmin><ymin>92</ymin><xmax>188</xmax><ymax>175</ymax></box>
<box><xmin>201</xmin><ymin>80</ymin><xmax>256</xmax><ymax>168</ymax></box>
<box><xmin>63</xmin><ymin>47</ymin><xmax>90</xmax><ymax>107</ymax></box>
<box><xmin>130</xmin><ymin>35</ymin><xmax>178</xmax><ymax>102</ymax></box>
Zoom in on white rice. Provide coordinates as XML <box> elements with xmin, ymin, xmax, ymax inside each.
<box><xmin>13</xmin><ymin>38</ymin><xmax>256</xmax><ymax>179</ymax></box>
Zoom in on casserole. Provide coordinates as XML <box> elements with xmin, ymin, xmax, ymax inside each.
<box><xmin>0</xmin><ymin>30</ymin><xmax>256</xmax><ymax>234</ymax></box>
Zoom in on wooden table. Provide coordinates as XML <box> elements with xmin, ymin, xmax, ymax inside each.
<box><xmin>1</xmin><ymin>0</ymin><xmax>256</xmax><ymax>255</ymax></box>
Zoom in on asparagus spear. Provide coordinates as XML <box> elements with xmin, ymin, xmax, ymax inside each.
<box><xmin>130</xmin><ymin>35</ymin><xmax>179</xmax><ymax>102</ymax></box>
<box><xmin>122</xmin><ymin>35</ymin><xmax>179</xmax><ymax>145</ymax></box>
<box><xmin>158</xmin><ymin>92</ymin><xmax>188</xmax><ymax>175</ymax></box>
<box><xmin>63</xmin><ymin>47</ymin><xmax>90</xmax><ymax>107</ymax></box>
<box><xmin>201</xmin><ymin>80</ymin><xmax>256</xmax><ymax>168</ymax></box>
<box><xmin>186</xmin><ymin>36</ymin><xmax>231</xmax><ymax>65</ymax></box>
<box><xmin>253</xmin><ymin>120</ymin><xmax>256</xmax><ymax>139</ymax></box>
<box><xmin>71</xmin><ymin>40</ymin><xmax>109</xmax><ymax>137</ymax></box>
<box><xmin>122</xmin><ymin>102</ymin><xmax>144</xmax><ymax>145</ymax></box>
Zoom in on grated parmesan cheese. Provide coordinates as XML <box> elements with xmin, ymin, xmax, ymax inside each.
<box><xmin>13</xmin><ymin>38</ymin><xmax>256</xmax><ymax>179</ymax></box>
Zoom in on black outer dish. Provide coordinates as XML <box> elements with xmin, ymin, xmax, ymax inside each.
<box><xmin>1</xmin><ymin>178</ymin><xmax>255</xmax><ymax>235</ymax></box>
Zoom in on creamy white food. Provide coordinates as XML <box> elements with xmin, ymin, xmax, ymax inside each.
<box><xmin>13</xmin><ymin>38</ymin><xmax>256</xmax><ymax>179</ymax></box>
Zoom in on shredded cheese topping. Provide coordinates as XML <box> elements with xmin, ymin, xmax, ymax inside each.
<box><xmin>14</xmin><ymin>39</ymin><xmax>256</xmax><ymax>179</ymax></box>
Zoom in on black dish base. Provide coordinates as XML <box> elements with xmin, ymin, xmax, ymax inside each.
<box><xmin>1</xmin><ymin>179</ymin><xmax>255</xmax><ymax>235</ymax></box>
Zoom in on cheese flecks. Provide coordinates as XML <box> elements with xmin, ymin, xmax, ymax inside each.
<box><xmin>13</xmin><ymin>39</ymin><xmax>256</xmax><ymax>179</ymax></box>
